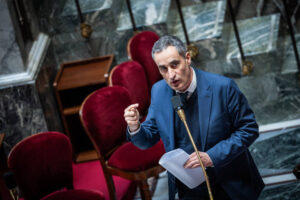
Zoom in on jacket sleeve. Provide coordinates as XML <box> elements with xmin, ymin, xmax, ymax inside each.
<box><xmin>206</xmin><ymin>79</ymin><xmax>259</xmax><ymax>167</ymax></box>
<box><xmin>126</xmin><ymin>86</ymin><xmax>161</xmax><ymax>149</ymax></box>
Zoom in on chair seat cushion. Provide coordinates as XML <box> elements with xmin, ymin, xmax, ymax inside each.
<box><xmin>73</xmin><ymin>160</ymin><xmax>136</xmax><ymax>200</ymax></box>
<box><xmin>108</xmin><ymin>140</ymin><xmax>165</xmax><ymax>171</ymax></box>
<box><xmin>40</xmin><ymin>189</ymin><xmax>105</xmax><ymax>200</ymax></box>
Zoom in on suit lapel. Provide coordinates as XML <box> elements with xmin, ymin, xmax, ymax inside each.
<box><xmin>160</xmin><ymin>84</ymin><xmax>175</xmax><ymax>151</ymax></box>
<box><xmin>159</xmin><ymin>69</ymin><xmax>212</xmax><ymax>152</ymax></box>
<box><xmin>196</xmin><ymin>69</ymin><xmax>212</xmax><ymax>151</ymax></box>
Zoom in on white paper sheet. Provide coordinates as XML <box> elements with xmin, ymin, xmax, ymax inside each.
<box><xmin>159</xmin><ymin>148</ymin><xmax>205</xmax><ymax>189</ymax></box>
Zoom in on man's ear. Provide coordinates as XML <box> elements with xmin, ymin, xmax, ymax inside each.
<box><xmin>185</xmin><ymin>51</ymin><xmax>191</xmax><ymax>66</ymax></box>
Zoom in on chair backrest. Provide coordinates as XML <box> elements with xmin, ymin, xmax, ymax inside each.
<box><xmin>7</xmin><ymin>132</ymin><xmax>73</xmax><ymax>200</ymax></box>
<box><xmin>127</xmin><ymin>31</ymin><xmax>162</xmax><ymax>90</ymax></box>
<box><xmin>40</xmin><ymin>189</ymin><xmax>105</xmax><ymax>200</ymax></box>
<box><xmin>109</xmin><ymin>61</ymin><xmax>150</xmax><ymax>116</ymax></box>
<box><xmin>80</xmin><ymin>86</ymin><xmax>132</xmax><ymax>158</ymax></box>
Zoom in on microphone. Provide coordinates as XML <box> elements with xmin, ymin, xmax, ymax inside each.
<box><xmin>171</xmin><ymin>95</ymin><xmax>214</xmax><ymax>200</ymax></box>
<box><xmin>3</xmin><ymin>171</ymin><xmax>19</xmax><ymax>200</ymax></box>
<box><xmin>171</xmin><ymin>94</ymin><xmax>186</xmax><ymax>122</ymax></box>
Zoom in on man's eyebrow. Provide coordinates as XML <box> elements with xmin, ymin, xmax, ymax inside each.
<box><xmin>169</xmin><ymin>60</ymin><xmax>180</xmax><ymax>65</ymax></box>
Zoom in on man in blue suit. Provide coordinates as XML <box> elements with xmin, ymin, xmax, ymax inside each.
<box><xmin>124</xmin><ymin>35</ymin><xmax>264</xmax><ymax>199</ymax></box>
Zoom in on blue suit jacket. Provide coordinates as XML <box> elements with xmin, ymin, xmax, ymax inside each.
<box><xmin>128</xmin><ymin>69</ymin><xmax>264</xmax><ymax>199</ymax></box>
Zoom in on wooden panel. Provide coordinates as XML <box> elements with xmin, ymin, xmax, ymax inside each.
<box><xmin>64</xmin><ymin>106</ymin><xmax>80</xmax><ymax>116</ymax></box>
<box><xmin>76</xmin><ymin>150</ymin><xmax>99</xmax><ymax>163</ymax></box>
<box><xmin>53</xmin><ymin>55</ymin><xmax>114</xmax><ymax>163</ymax></box>
<box><xmin>56</xmin><ymin>55</ymin><xmax>113</xmax><ymax>91</ymax></box>
<box><xmin>0</xmin><ymin>133</ymin><xmax>4</xmax><ymax>148</ymax></box>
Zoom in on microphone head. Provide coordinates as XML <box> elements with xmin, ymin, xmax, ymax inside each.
<box><xmin>3</xmin><ymin>171</ymin><xmax>17</xmax><ymax>189</ymax></box>
<box><xmin>171</xmin><ymin>95</ymin><xmax>183</xmax><ymax>111</ymax></box>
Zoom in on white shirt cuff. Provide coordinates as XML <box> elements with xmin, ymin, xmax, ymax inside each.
<box><xmin>128</xmin><ymin>126</ymin><xmax>141</xmax><ymax>136</ymax></box>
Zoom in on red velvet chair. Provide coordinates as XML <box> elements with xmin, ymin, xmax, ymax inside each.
<box><xmin>7</xmin><ymin>132</ymin><xmax>73</xmax><ymax>200</ymax></box>
<box><xmin>7</xmin><ymin>132</ymin><xmax>136</xmax><ymax>200</ymax></box>
<box><xmin>127</xmin><ymin>31</ymin><xmax>162</xmax><ymax>90</ymax></box>
<box><xmin>80</xmin><ymin>86</ymin><xmax>165</xmax><ymax>200</ymax></box>
<box><xmin>108</xmin><ymin>61</ymin><xmax>150</xmax><ymax>118</ymax></box>
<box><xmin>40</xmin><ymin>189</ymin><xmax>105</xmax><ymax>200</ymax></box>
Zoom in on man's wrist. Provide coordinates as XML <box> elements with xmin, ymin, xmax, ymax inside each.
<box><xmin>129</xmin><ymin>122</ymin><xmax>140</xmax><ymax>132</ymax></box>
<box><xmin>128</xmin><ymin>123</ymin><xmax>141</xmax><ymax>136</ymax></box>
<box><xmin>129</xmin><ymin>126</ymin><xmax>138</xmax><ymax>132</ymax></box>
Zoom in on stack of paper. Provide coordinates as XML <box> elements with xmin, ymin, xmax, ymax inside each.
<box><xmin>159</xmin><ymin>148</ymin><xmax>205</xmax><ymax>189</ymax></box>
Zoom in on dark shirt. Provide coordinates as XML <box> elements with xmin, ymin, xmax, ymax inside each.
<box><xmin>173</xmin><ymin>90</ymin><xmax>229</xmax><ymax>199</ymax></box>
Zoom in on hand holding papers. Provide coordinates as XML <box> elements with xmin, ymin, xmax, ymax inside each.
<box><xmin>159</xmin><ymin>148</ymin><xmax>205</xmax><ymax>189</ymax></box>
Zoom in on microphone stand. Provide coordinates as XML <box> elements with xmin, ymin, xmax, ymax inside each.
<box><xmin>172</xmin><ymin>96</ymin><xmax>213</xmax><ymax>200</ymax></box>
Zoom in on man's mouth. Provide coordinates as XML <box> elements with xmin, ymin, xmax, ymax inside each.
<box><xmin>171</xmin><ymin>80</ymin><xmax>179</xmax><ymax>86</ymax></box>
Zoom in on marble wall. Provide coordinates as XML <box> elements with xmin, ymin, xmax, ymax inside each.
<box><xmin>0</xmin><ymin>0</ymin><xmax>25</xmax><ymax>75</ymax></box>
<box><xmin>167</xmin><ymin>0</ymin><xmax>226</xmax><ymax>43</ymax></box>
<box><xmin>0</xmin><ymin>38</ymin><xmax>64</xmax><ymax>156</ymax></box>
<box><xmin>32</xmin><ymin>0</ymin><xmax>123</xmax><ymax>65</ymax></box>
<box><xmin>178</xmin><ymin>0</ymin><xmax>300</xmax><ymax>127</ymax></box>
<box><xmin>48</xmin><ymin>0</ymin><xmax>170</xmax><ymax>65</ymax></box>
<box><xmin>0</xmin><ymin>0</ymin><xmax>58</xmax><ymax>154</ymax></box>
<box><xmin>0</xmin><ymin>84</ymin><xmax>48</xmax><ymax>155</ymax></box>
<box><xmin>0</xmin><ymin>0</ymin><xmax>299</xmax><ymax>199</ymax></box>
<box><xmin>259</xmin><ymin>181</ymin><xmax>300</xmax><ymax>200</ymax></box>
<box><xmin>117</xmin><ymin>0</ymin><xmax>171</xmax><ymax>31</ymax></box>
<box><xmin>34</xmin><ymin>43</ymin><xmax>64</xmax><ymax>133</ymax></box>
<box><xmin>250</xmin><ymin>128</ymin><xmax>300</xmax><ymax>172</ymax></box>
<box><xmin>282</xmin><ymin>34</ymin><xmax>300</xmax><ymax>74</ymax></box>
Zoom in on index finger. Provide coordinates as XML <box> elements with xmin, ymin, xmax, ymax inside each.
<box><xmin>125</xmin><ymin>103</ymin><xmax>139</xmax><ymax>112</ymax></box>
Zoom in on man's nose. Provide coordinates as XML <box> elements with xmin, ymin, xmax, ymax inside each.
<box><xmin>168</xmin><ymin>69</ymin><xmax>175</xmax><ymax>79</ymax></box>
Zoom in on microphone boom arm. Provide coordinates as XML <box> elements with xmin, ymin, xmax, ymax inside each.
<box><xmin>176</xmin><ymin>109</ymin><xmax>214</xmax><ymax>200</ymax></box>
